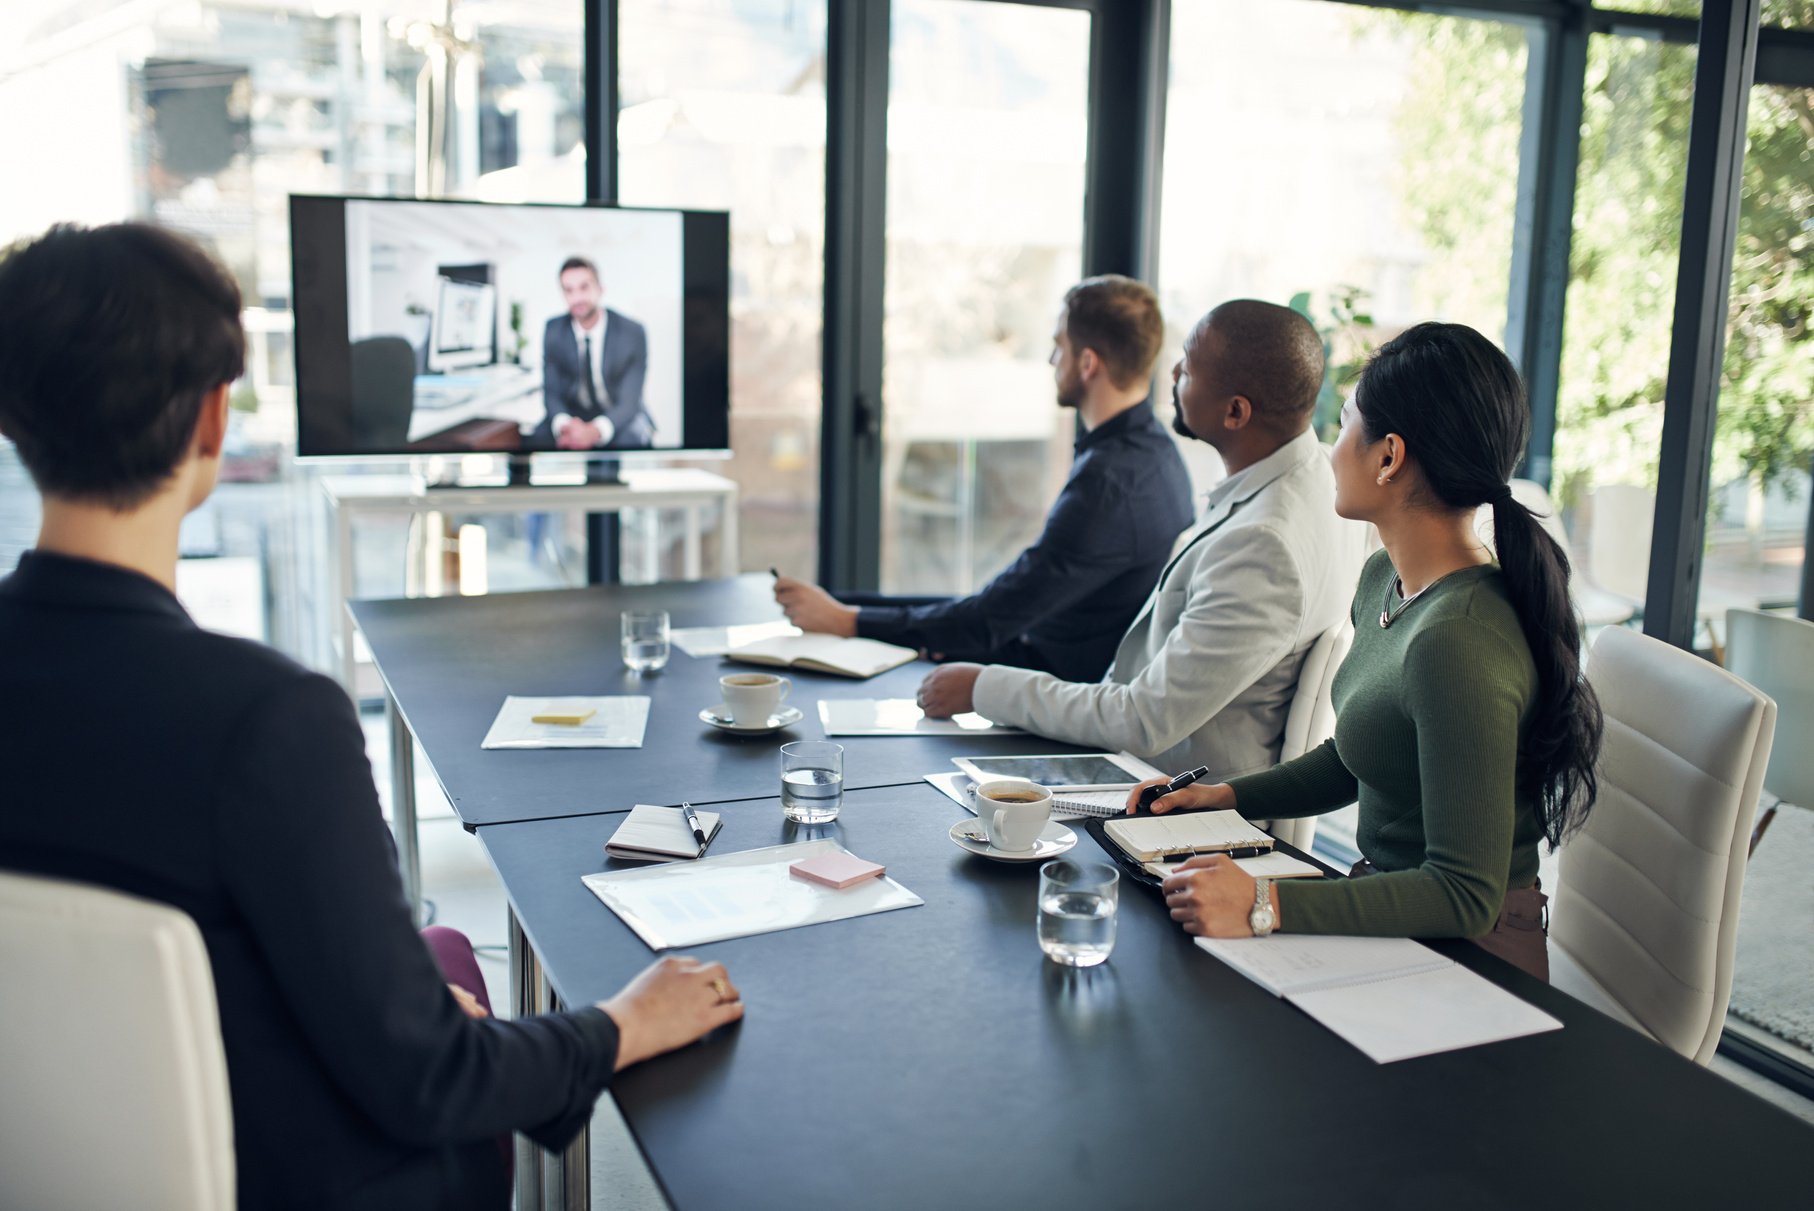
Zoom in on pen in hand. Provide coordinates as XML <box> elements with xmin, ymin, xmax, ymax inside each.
<box><xmin>1137</xmin><ymin>765</ymin><xmax>1213</xmax><ymax>813</ymax></box>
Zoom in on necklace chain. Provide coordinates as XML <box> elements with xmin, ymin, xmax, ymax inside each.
<box><xmin>1379</xmin><ymin>575</ymin><xmax>1434</xmax><ymax>629</ymax></box>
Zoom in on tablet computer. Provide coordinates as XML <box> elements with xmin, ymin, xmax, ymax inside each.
<box><xmin>949</xmin><ymin>751</ymin><xmax>1165</xmax><ymax>793</ymax></box>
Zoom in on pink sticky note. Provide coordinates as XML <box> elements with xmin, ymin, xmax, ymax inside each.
<box><xmin>789</xmin><ymin>851</ymin><xmax>886</xmax><ymax>890</ymax></box>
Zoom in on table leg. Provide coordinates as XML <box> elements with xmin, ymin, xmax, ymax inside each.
<box><xmin>684</xmin><ymin>505</ymin><xmax>702</xmax><ymax>581</ymax></box>
<box><xmin>385</xmin><ymin>691</ymin><xmax>422</xmax><ymax>925</ymax></box>
<box><xmin>510</xmin><ymin>910</ymin><xmax>544</xmax><ymax>1211</ymax></box>
<box><xmin>720</xmin><ymin>488</ymin><xmax>740</xmax><ymax>578</ymax></box>
<box><xmin>510</xmin><ymin>912</ymin><xmax>591</xmax><ymax>1210</ymax></box>
<box><xmin>335</xmin><ymin>500</ymin><xmax>357</xmax><ymax>695</ymax></box>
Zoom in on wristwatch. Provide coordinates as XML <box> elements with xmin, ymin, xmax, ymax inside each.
<box><xmin>1249</xmin><ymin>877</ymin><xmax>1277</xmax><ymax>937</ymax></box>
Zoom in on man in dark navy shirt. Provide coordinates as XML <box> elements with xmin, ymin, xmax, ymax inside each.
<box><xmin>0</xmin><ymin>223</ymin><xmax>742</xmax><ymax>1210</ymax></box>
<box><xmin>775</xmin><ymin>276</ymin><xmax>1195</xmax><ymax>684</ymax></box>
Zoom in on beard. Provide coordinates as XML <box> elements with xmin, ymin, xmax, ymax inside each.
<box><xmin>1054</xmin><ymin>372</ymin><xmax>1084</xmax><ymax>410</ymax></box>
<box><xmin>1170</xmin><ymin>383</ymin><xmax>1199</xmax><ymax>440</ymax></box>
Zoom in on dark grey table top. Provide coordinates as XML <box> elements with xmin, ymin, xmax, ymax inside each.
<box><xmin>477</xmin><ymin>783</ymin><xmax>1811</xmax><ymax>1210</ymax></box>
<box><xmin>348</xmin><ymin>577</ymin><xmax>1095</xmax><ymax>828</ymax></box>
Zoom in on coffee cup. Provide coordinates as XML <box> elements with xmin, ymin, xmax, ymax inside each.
<box><xmin>971</xmin><ymin>779</ymin><xmax>1053</xmax><ymax>852</ymax></box>
<box><xmin>720</xmin><ymin>672</ymin><xmax>790</xmax><ymax>725</ymax></box>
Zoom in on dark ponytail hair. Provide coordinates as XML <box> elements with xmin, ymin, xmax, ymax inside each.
<box><xmin>1355</xmin><ymin>322</ymin><xmax>1602</xmax><ymax>847</ymax></box>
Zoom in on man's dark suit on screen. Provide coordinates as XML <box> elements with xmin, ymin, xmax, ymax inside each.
<box><xmin>0</xmin><ymin>552</ymin><xmax>620</xmax><ymax>1210</ymax></box>
<box><xmin>538</xmin><ymin>309</ymin><xmax>653</xmax><ymax>449</ymax></box>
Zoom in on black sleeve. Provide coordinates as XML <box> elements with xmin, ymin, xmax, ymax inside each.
<box><xmin>854</xmin><ymin>469</ymin><xmax>1131</xmax><ymax>657</ymax></box>
<box><xmin>212</xmin><ymin>672</ymin><xmax>618</xmax><ymax>1152</ymax></box>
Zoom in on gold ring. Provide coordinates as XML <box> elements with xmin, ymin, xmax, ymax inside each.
<box><xmin>710</xmin><ymin>976</ymin><xmax>731</xmax><ymax>1002</ymax></box>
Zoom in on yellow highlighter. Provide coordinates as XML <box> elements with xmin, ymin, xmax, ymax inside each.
<box><xmin>531</xmin><ymin>707</ymin><xmax>597</xmax><ymax>726</ymax></box>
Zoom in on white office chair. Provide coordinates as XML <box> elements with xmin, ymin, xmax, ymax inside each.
<box><xmin>0</xmin><ymin>871</ymin><xmax>236</xmax><ymax>1211</ymax></box>
<box><xmin>1724</xmin><ymin>608</ymin><xmax>1814</xmax><ymax>856</ymax></box>
<box><xmin>1255</xmin><ymin>619</ymin><xmax>1354</xmax><ymax>853</ymax></box>
<box><xmin>1473</xmin><ymin>478</ymin><xmax>1636</xmax><ymax>628</ymax></box>
<box><xmin>1549</xmin><ymin>627</ymin><xmax>1776</xmax><ymax>1064</ymax></box>
<box><xmin>1585</xmin><ymin>483</ymin><xmax>1654</xmax><ymax>610</ymax></box>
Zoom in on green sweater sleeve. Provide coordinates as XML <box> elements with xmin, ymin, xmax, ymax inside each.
<box><xmin>1277</xmin><ymin>617</ymin><xmax>1527</xmax><ymax>938</ymax></box>
<box><xmin>1226</xmin><ymin>739</ymin><xmax>1359</xmax><ymax>820</ymax></box>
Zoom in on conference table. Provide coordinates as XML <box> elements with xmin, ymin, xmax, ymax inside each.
<box><xmin>351</xmin><ymin>577</ymin><xmax>1812</xmax><ymax>1211</ymax></box>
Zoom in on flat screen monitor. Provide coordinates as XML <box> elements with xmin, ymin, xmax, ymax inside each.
<box><xmin>290</xmin><ymin>195</ymin><xmax>730</xmax><ymax>459</ymax></box>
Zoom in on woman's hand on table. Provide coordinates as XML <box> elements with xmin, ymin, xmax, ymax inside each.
<box><xmin>1161</xmin><ymin>855</ymin><xmax>1280</xmax><ymax>937</ymax></box>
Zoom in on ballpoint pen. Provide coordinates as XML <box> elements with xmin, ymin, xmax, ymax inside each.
<box><xmin>680</xmin><ymin>801</ymin><xmax>709</xmax><ymax>854</ymax></box>
<box><xmin>1137</xmin><ymin>764</ymin><xmax>1212</xmax><ymax>812</ymax></box>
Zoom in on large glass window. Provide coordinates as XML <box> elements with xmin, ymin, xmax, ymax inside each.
<box><xmin>0</xmin><ymin>1</ymin><xmax>586</xmax><ymax>658</ymax></box>
<box><xmin>879</xmin><ymin>0</ymin><xmax>1091</xmax><ymax>594</ymax></box>
<box><xmin>1160</xmin><ymin>0</ymin><xmax>1529</xmax><ymax>470</ymax></box>
<box><xmin>616</xmin><ymin>0</ymin><xmax>829</xmax><ymax>579</ymax></box>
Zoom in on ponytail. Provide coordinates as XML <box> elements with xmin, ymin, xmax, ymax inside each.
<box><xmin>1356</xmin><ymin>322</ymin><xmax>1604</xmax><ymax>846</ymax></box>
<box><xmin>1487</xmin><ymin>493</ymin><xmax>1603</xmax><ymax>846</ymax></box>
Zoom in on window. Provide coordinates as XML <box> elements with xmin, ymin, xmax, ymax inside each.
<box><xmin>616</xmin><ymin>0</ymin><xmax>829</xmax><ymax>578</ymax></box>
<box><xmin>879</xmin><ymin>0</ymin><xmax>1092</xmax><ymax>594</ymax></box>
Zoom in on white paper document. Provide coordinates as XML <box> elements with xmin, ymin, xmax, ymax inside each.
<box><xmin>480</xmin><ymin>696</ymin><xmax>651</xmax><ymax>749</ymax></box>
<box><xmin>1196</xmin><ymin>934</ymin><xmax>1561</xmax><ymax>1062</ymax></box>
<box><xmin>581</xmin><ymin>839</ymin><xmax>923</xmax><ymax>949</ymax></box>
<box><xmin>1144</xmin><ymin>850</ymin><xmax>1325</xmax><ymax>882</ymax></box>
<box><xmin>669</xmin><ymin>620</ymin><xmax>800</xmax><ymax>658</ymax></box>
<box><xmin>819</xmin><ymin>699</ymin><xmax>1023</xmax><ymax>737</ymax></box>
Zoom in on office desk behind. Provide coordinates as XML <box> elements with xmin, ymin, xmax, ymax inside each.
<box><xmin>478</xmin><ymin>783</ymin><xmax>1810</xmax><ymax>1210</ymax></box>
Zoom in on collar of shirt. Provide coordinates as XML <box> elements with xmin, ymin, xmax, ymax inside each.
<box><xmin>1199</xmin><ymin>425</ymin><xmax>1324</xmax><ymax>515</ymax></box>
<box><xmin>1</xmin><ymin>550</ymin><xmax>192</xmax><ymax>622</ymax></box>
<box><xmin>1074</xmin><ymin>399</ymin><xmax>1155</xmax><ymax>453</ymax></box>
<box><xmin>571</xmin><ymin>310</ymin><xmax>609</xmax><ymax>355</ymax></box>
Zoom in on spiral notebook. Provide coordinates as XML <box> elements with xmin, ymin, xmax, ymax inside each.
<box><xmin>1100</xmin><ymin>810</ymin><xmax>1274</xmax><ymax>861</ymax></box>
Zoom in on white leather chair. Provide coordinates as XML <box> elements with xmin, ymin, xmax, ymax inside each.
<box><xmin>0</xmin><ymin>871</ymin><xmax>236</xmax><ymax>1211</ymax></box>
<box><xmin>1256</xmin><ymin>619</ymin><xmax>1354</xmax><ymax>853</ymax></box>
<box><xmin>1550</xmin><ymin>627</ymin><xmax>1776</xmax><ymax>1064</ymax></box>
<box><xmin>1724</xmin><ymin>608</ymin><xmax>1814</xmax><ymax>812</ymax></box>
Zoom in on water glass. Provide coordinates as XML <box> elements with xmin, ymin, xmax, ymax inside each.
<box><xmin>621</xmin><ymin>609</ymin><xmax>670</xmax><ymax>673</ymax></box>
<box><xmin>781</xmin><ymin>741</ymin><xmax>844</xmax><ymax>824</ymax></box>
<box><xmin>1038</xmin><ymin>860</ymin><xmax>1118</xmax><ymax>968</ymax></box>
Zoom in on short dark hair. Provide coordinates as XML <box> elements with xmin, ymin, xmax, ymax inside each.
<box><xmin>0</xmin><ymin>223</ymin><xmax>245</xmax><ymax>510</ymax></box>
<box><xmin>1199</xmin><ymin>299</ymin><xmax>1325</xmax><ymax>435</ymax></box>
<box><xmin>559</xmin><ymin>256</ymin><xmax>599</xmax><ymax>282</ymax></box>
<box><xmin>1063</xmin><ymin>275</ymin><xmax>1164</xmax><ymax>390</ymax></box>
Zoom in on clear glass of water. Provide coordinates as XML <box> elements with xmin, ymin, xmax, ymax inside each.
<box><xmin>621</xmin><ymin>609</ymin><xmax>670</xmax><ymax>673</ymax></box>
<box><xmin>780</xmin><ymin>741</ymin><xmax>844</xmax><ymax>823</ymax></box>
<box><xmin>1038</xmin><ymin>860</ymin><xmax>1118</xmax><ymax>968</ymax></box>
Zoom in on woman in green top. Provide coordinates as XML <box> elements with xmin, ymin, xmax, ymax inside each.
<box><xmin>1128</xmin><ymin>322</ymin><xmax>1603</xmax><ymax>981</ymax></box>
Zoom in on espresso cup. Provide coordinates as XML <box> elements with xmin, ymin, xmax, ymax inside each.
<box><xmin>971</xmin><ymin>779</ymin><xmax>1053</xmax><ymax>852</ymax></box>
<box><xmin>720</xmin><ymin>672</ymin><xmax>790</xmax><ymax>725</ymax></box>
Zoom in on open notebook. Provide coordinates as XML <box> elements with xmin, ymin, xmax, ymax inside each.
<box><xmin>1100</xmin><ymin>810</ymin><xmax>1274</xmax><ymax>861</ymax></box>
<box><xmin>1196</xmin><ymin>934</ymin><xmax>1562</xmax><ymax>1063</ymax></box>
<box><xmin>727</xmin><ymin>635</ymin><xmax>917</xmax><ymax>679</ymax></box>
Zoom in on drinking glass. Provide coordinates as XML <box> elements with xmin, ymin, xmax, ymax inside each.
<box><xmin>621</xmin><ymin>609</ymin><xmax>670</xmax><ymax>673</ymax></box>
<box><xmin>780</xmin><ymin>741</ymin><xmax>844</xmax><ymax>823</ymax></box>
<box><xmin>1038</xmin><ymin>860</ymin><xmax>1118</xmax><ymax>967</ymax></box>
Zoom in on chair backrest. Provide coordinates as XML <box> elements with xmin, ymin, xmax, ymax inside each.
<box><xmin>1724</xmin><ymin>607</ymin><xmax>1814</xmax><ymax>808</ymax></box>
<box><xmin>1262</xmin><ymin>620</ymin><xmax>1354</xmax><ymax>853</ymax></box>
<box><xmin>1553</xmin><ymin>627</ymin><xmax>1776</xmax><ymax>1063</ymax></box>
<box><xmin>349</xmin><ymin>335</ymin><xmax>418</xmax><ymax>449</ymax></box>
<box><xmin>1586</xmin><ymin>483</ymin><xmax>1655</xmax><ymax>604</ymax></box>
<box><xmin>0</xmin><ymin>871</ymin><xmax>235</xmax><ymax>1211</ymax></box>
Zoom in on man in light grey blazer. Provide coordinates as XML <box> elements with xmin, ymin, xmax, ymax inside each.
<box><xmin>918</xmin><ymin>300</ymin><xmax>1363</xmax><ymax>781</ymax></box>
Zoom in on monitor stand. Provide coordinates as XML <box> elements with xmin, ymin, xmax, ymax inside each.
<box><xmin>584</xmin><ymin>457</ymin><xmax>624</xmax><ymax>486</ymax></box>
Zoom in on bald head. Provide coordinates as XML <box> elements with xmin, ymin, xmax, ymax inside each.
<box><xmin>1191</xmin><ymin>300</ymin><xmax>1326</xmax><ymax>438</ymax></box>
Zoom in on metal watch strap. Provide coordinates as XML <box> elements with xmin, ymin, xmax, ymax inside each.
<box><xmin>1250</xmin><ymin>877</ymin><xmax>1276</xmax><ymax>937</ymax></box>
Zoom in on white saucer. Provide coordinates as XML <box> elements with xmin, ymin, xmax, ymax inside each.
<box><xmin>948</xmin><ymin>819</ymin><xmax>1078</xmax><ymax>864</ymax></box>
<box><xmin>699</xmin><ymin>704</ymin><xmax>805</xmax><ymax>735</ymax></box>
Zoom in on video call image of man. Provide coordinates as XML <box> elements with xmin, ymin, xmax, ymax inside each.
<box><xmin>774</xmin><ymin>275</ymin><xmax>1196</xmax><ymax>684</ymax></box>
<box><xmin>536</xmin><ymin>255</ymin><xmax>653</xmax><ymax>450</ymax></box>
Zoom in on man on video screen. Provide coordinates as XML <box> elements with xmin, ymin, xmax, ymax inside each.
<box><xmin>537</xmin><ymin>256</ymin><xmax>652</xmax><ymax>449</ymax></box>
